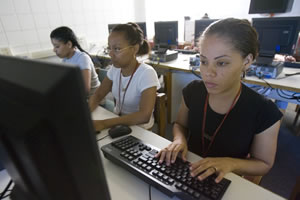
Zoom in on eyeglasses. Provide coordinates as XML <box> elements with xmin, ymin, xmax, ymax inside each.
<box><xmin>106</xmin><ymin>46</ymin><xmax>133</xmax><ymax>54</ymax></box>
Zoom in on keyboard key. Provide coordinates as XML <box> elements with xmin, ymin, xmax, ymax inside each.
<box><xmin>168</xmin><ymin>178</ymin><xmax>174</xmax><ymax>185</ymax></box>
<box><xmin>175</xmin><ymin>182</ymin><xmax>182</xmax><ymax>188</ymax></box>
<box><xmin>146</xmin><ymin>166</ymin><xmax>152</xmax><ymax>171</ymax></box>
<box><xmin>187</xmin><ymin>188</ymin><xmax>194</xmax><ymax>195</ymax></box>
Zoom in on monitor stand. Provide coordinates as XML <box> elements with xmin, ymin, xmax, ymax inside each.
<box><xmin>256</xmin><ymin>55</ymin><xmax>274</xmax><ymax>65</ymax></box>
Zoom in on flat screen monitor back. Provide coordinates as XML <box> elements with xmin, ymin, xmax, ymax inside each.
<box><xmin>0</xmin><ymin>55</ymin><xmax>111</xmax><ymax>200</ymax></box>
<box><xmin>108</xmin><ymin>22</ymin><xmax>147</xmax><ymax>39</ymax></box>
<box><xmin>249</xmin><ymin>0</ymin><xmax>294</xmax><ymax>14</ymax></box>
<box><xmin>154</xmin><ymin>21</ymin><xmax>178</xmax><ymax>46</ymax></box>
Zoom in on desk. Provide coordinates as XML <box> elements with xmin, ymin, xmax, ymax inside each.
<box><xmin>0</xmin><ymin>106</ymin><xmax>286</xmax><ymax>200</ymax></box>
<box><xmin>90</xmin><ymin>50</ymin><xmax>300</xmax><ymax>122</ymax></box>
<box><xmin>147</xmin><ymin>54</ymin><xmax>300</xmax><ymax>122</ymax></box>
<box><xmin>92</xmin><ymin>106</ymin><xmax>286</xmax><ymax>200</ymax></box>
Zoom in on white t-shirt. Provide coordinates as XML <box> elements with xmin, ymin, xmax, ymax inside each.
<box><xmin>63</xmin><ymin>49</ymin><xmax>100</xmax><ymax>97</ymax></box>
<box><xmin>107</xmin><ymin>62</ymin><xmax>161</xmax><ymax>129</ymax></box>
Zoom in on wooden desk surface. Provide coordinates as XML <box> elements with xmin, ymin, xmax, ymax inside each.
<box><xmin>147</xmin><ymin>54</ymin><xmax>300</xmax><ymax>92</ymax></box>
<box><xmin>92</xmin><ymin>51</ymin><xmax>300</xmax><ymax>93</ymax></box>
<box><xmin>243</xmin><ymin>67</ymin><xmax>300</xmax><ymax>92</ymax></box>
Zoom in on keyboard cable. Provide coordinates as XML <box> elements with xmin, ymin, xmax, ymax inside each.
<box><xmin>148</xmin><ymin>184</ymin><xmax>152</xmax><ymax>200</ymax></box>
<box><xmin>0</xmin><ymin>179</ymin><xmax>13</xmax><ymax>199</ymax></box>
<box><xmin>97</xmin><ymin>134</ymin><xmax>109</xmax><ymax>142</ymax></box>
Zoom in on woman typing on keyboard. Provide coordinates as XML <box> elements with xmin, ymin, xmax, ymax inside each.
<box><xmin>156</xmin><ymin>18</ymin><xmax>282</xmax><ymax>184</ymax></box>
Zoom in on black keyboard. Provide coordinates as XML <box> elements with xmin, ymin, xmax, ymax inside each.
<box><xmin>174</xmin><ymin>49</ymin><xmax>198</xmax><ymax>55</ymax></box>
<box><xmin>284</xmin><ymin>61</ymin><xmax>300</xmax><ymax>68</ymax></box>
<box><xmin>101</xmin><ymin>135</ymin><xmax>231</xmax><ymax>200</ymax></box>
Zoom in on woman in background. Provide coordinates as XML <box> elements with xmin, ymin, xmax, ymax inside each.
<box><xmin>89</xmin><ymin>23</ymin><xmax>160</xmax><ymax>131</ymax></box>
<box><xmin>156</xmin><ymin>18</ymin><xmax>282</xmax><ymax>183</ymax></box>
<box><xmin>50</xmin><ymin>26</ymin><xmax>100</xmax><ymax>98</ymax></box>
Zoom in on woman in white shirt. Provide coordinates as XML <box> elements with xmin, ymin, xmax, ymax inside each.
<box><xmin>89</xmin><ymin>22</ymin><xmax>160</xmax><ymax>131</ymax></box>
<box><xmin>50</xmin><ymin>26</ymin><xmax>100</xmax><ymax>98</ymax></box>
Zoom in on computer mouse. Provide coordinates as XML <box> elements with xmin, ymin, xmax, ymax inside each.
<box><xmin>108</xmin><ymin>125</ymin><xmax>132</xmax><ymax>139</ymax></box>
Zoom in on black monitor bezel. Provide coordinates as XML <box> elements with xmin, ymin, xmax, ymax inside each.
<box><xmin>0</xmin><ymin>55</ymin><xmax>111</xmax><ymax>200</ymax></box>
<box><xmin>108</xmin><ymin>23</ymin><xmax>119</xmax><ymax>33</ymax></box>
<box><xmin>154</xmin><ymin>21</ymin><xmax>178</xmax><ymax>47</ymax></box>
<box><xmin>136</xmin><ymin>22</ymin><xmax>147</xmax><ymax>39</ymax></box>
<box><xmin>248</xmin><ymin>0</ymin><xmax>293</xmax><ymax>14</ymax></box>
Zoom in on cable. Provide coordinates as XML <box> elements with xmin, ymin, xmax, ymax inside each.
<box><xmin>153</xmin><ymin>58</ymin><xmax>160</xmax><ymax>69</ymax></box>
<box><xmin>0</xmin><ymin>179</ymin><xmax>13</xmax><ymax>199</ymax></box>
<box><xmin>97</xmin><ymin>134</ymin><xmax>109</xmax><ymax>142</ymax></box>
<box><xmin>285</xmin><ymin>72</ymin><xmax>300</xmax><ymax>76</ymax></box>
<box><xmin>248</xmin><ymin>74</ymin><xmax>300</xmax><ymax>102</ymax></box>
<box><xmin>0</xmin><ymin>191</ymin><xmax>11</xmax><ymax>199</ymax></box>
<box><xmin>276</xmin><ymin>72</ymin><xmax>300</xmax><ymax>80</ymax></box>
<box><xmin>260</xmin><ymin>78</ymin><xmax>274</xmax><ymax>89</ymax></box>
<box><xmin>275</xmin><ymin>89</ymin><xmax>300</xmax><ymax>102</ymax></box>
<box><xmin>191</xmin><ymin>67</ymin><xmax>202</xmax><ymax>79</ymax></box>
<box><xmin>148</xmin><ymin>184</ymin><xmax>152</xmax><ymax>200</ymax></box>
<box><xmin>261</xmin><ymin>87</ymin><xmax>270</xmax><ymax>95</ymax></box>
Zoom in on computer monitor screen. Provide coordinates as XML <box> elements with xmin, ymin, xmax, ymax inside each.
<box><xmin>154</xmin><ymin>21</ymin><xmax>178</xmax><ymax>47</ymax></box>
<box><xmin>108</xmin><ymin>22</ymin><xmax>147</xmax><ymax>39</ymax></box>
<box><xmin>249</xmin><ymin>0</ymin><xmax>294</xmax><ymax>14</ymax></box>
<box><xmin>194</xmin><ymin>19</ymin><xmax>218</xmax><ymax>45</ymax></box>
<box><xmin>0</xmin><ymin>55</ymin><xmax>111</xmax><ymax>200</ymax></box>
<box><xmin>252</xmin><ymin>17</ymin><xmax>300</xmax><ymax>59</ymax></box>
<box><xmin>108</xmin><ymin>23</ymin><xmax>119</xmax><ymax>33</ymax></box>
<box><xmin>136</xmin><ymin>22</ymin><xmax>147</xmax><ymax>39</ymax></box>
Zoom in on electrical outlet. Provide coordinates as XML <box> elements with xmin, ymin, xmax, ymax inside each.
<box><xmin>0</xmin><ymin>47</ymin><xmax>12</xmax><ymax>56</ymax></box>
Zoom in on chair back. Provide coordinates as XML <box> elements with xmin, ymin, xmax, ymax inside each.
<box><xmin>98</xmin><ymin>68</ymin><xmax>108</xmax><ymax>82</ymax></box>
<box><xmin>290</xmin><ymin>177</ymin><xmax>300</xmax><ymax>200</ymax></box>
<box><xmin>154</xmin><ymin>93</ymin><xmax>166</xmax><ymax>137</ymax></box>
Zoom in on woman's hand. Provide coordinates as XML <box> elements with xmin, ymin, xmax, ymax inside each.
<box><xmin>93</xmin><ymin>120</ymin><xmax>107</xmax><ymax>131</ymax></box>
<box><xmin>190</xmin><ymin>157</ymin><xmax>236</xmax><ymax>183</ymax></box>
<box><xmin>155</xmin><ymin>136</ymin><xmax>188</xmax><ymax>166</ymax></box>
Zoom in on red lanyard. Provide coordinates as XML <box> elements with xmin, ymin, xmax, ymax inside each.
<box><xmin>118</xmin><ymin>62</ymin><xmax>139</xmax><ymax>115</ymax></box>
<box><xmin>201</xmin><ymin>83</ymin><xmax>242</xmax><ymax>157</ymax></box>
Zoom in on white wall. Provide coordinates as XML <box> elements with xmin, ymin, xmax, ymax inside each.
<box><xmin>1</xmin><ymin>0</ymin><xmax>299</xmax><ymax>56</ymax></box>
<box><xmin>145</xmin><ymin>0</ymin><xmax>300</xmax><ymax>42</ymax></box>
<box><xmin>0</xmin><ymin>0</ymin><xmax>142</xmax><ymax>56</ymax></box>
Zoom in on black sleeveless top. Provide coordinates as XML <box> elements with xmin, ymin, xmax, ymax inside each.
<box><xmin>182</xmin><ymin>80</ymin><xmax>282</xmax><ymax>158</ymax></box>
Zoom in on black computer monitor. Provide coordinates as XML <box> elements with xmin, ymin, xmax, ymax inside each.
<box><xmin>154</xmin><ymin>21</ymin><xmax>178</xmax><ymax>47</ymax></box>
<box><xmin>194</xmin><ymin>19</ymin><xmax>218</xmax><ymax>45</ymax></box>
<box><xmin>136</xmin><ymin>22</ymin><xmax>147</xmax><ymax>39</ymax></box>
<box><xmin>248</xmin><ymin>0</ymin><xmax>294</xmax><ymax>14</ymax></box>
<box><xmin>252</xmin><ymin>17</ymin><xmax>300</xmax><ymax>64</ymax></box>
<box><xmin>108</xmin><ymin>22</ymin><xmax>147</xmax><ymax>39</ymax></box>
<box><xmin>108</xmin><ymin>23</ymin><xmax>119</xmax><ymax>33</ymax></box>
<box><xmin>0</xmin><ymin>55</ymin><xmax>111</xmax><ymax>200</ymax></box>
